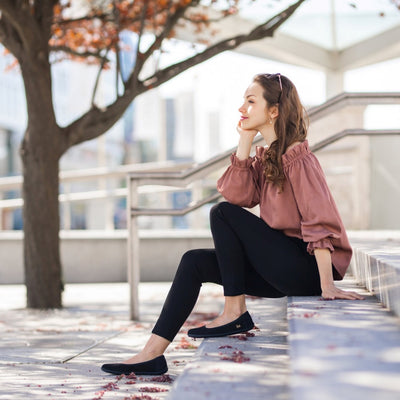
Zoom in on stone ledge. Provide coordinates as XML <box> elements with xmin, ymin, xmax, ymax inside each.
<box><xmin>349</xmin><ymin>231</ymin><xmax>400</xmax><ymax>318</ymax></box>
<box><xmin>288</xmin><ymin>278</ymin><xmax>400</xmax><ymax>400</ymax></box>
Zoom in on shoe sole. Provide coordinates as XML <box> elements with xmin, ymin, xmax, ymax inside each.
<box><xmin>188</xmin><ymin>326</ymin><xmax>254</xmax><ymax>339</ymax></box>
<box><xmin>101</xmin><ymin>366</ymin><xmax>168</xmax><ymax>376</ymax></box>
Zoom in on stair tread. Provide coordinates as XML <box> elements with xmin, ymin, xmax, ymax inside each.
<box><xmin>349</xmin><ymin>233</ymin><xmax>400</xmax><ymax>317</ymax></box>
<box><xmin>288</xmin><ymin>278</ymin><xmax>400</xmax><ymax>400</ymax></box>
<box><xmin>167</xmin><ymin>297</ymin><xmax>289</xmax><ymax>400</ymax></box>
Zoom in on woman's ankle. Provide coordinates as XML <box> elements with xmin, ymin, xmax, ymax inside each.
<box><xmin>223</xmin><ymin>309</ymin><xmax>247</xmax><ymax>320</ymax></box>
<box><xmin>223</xmin><ymin>295</ymin><xmax>247</xmax><ymax>317</ymax></box>
<box><xmin>140</xmin><ymin>349</ymin><xmax>164</xmax><ymax>360</ymax></box>
<box><xmin>123</xmin><ymin>349</ymin><xmax>164</xmax><ymax>364</ymax></box>
<box><xmin>142</xmin><ymin>334</ymin><xmax>170</xmax><ymax>358</ymax></box>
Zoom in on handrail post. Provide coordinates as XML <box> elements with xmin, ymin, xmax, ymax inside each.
<box><xmin>105</xmin><ymin>189</ymin><xmax>115</xmax><ymax>230</ymax></box>
<box><xmin>127</xmin><ymin>175</ymin><xmax>140</xmax><ymax>320</ymax></box>
<box><xmin>63</xmin><ymin>183</ymin><xmax>71</xmax><ymax>230</ymax></box>
<box><xmin>0</xmin><ymin>191</ymin><xmax>3</xmax><ymax>230</ymax></box>
<box><xmin>192</xmin><ymin>181</ymin><xmax>203</xmax><ymax>229</ymax></box>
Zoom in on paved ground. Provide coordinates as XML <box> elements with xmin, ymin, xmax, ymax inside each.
<box><xmin>2</xmin><ymin>277</ymin><xmax>400</xmax><ymax>400</ymax></box>
<box><xmin>0</xmin><ymin>282</ymin><xmax>226</xmax><ymax>400</ymax></box>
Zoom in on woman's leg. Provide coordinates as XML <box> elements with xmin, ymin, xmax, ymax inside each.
<box><xmin>124</xmin><ymin>248</ymin><xmax>223</xmax><ymax>363</ymax></box>
<box><xmin>124</xmin><ymin>243</ymin><xmax>285</xmax><ymax>363</ymax></box>
<box><xmin>210</xmin><ymin>202</ymin><xmax>321</xmax><ymax>297</ymax></box>
<box><xmin>122</xmin><ymin>198</ymin><xmax>318</xmax><ymax>362</ymax></box>
<box><xmin>204</xmin><ymin>202</ymin><xmax>321</xmax><ymax>328</ymax></box>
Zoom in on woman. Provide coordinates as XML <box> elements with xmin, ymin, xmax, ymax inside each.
<box><xmin>101</xmin><ymin>73</ymin><xmax>363</xmax><ymax>376</ymax></box>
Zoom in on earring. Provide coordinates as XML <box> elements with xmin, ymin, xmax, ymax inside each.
<box><xmin>269</xmin><ymin>118</ymin><xmax>273</xmax><ymax>124</ymax></box>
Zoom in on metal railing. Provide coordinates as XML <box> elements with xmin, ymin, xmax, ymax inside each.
<box><xmin>306</xmin><ymin>92</ymin><xmax>400</xmax><ymax>120</ymax></box>
<box><xmin>0</xmin><ymin>160</ymin><xmax>190</xmax><ymax>230</ymax></box>
<box><xmin>127</xmin><ymin>92</ymin><xmax>400</xmax><ymax>319</ymax></box>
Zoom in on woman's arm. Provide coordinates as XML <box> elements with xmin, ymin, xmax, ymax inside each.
<box><xmin>314</xmin><ymin>248</ymin><xmax>364</xmax><ymax>300</ymax></box>
<box><xmin>216</xmin><ymin>122</ymin><xmax>260</xmax><ymax>208</ymax></box>
<box><xmin>236</xmin><ymin>122</ymin><xmax>257</xmax><ymax>160</ymax></box>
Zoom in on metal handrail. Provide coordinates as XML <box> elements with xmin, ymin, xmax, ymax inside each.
<box><xmin>310</xmin><ymin>128</ymin><xmax>400</xmax><ymax>152</ymax></box>
<box><xmin>307</xmin><ymin>92</ymin><xmax>400</xmax><ymax>121</ymax></box>
<box><xmin>129</xmin><ymin>128</ymin><xmax>400</xmax><ymax>217</ymax></box>
<box><xmin>0</xmin><ymin>160</ymin><xmax>191</xmax><ymax>229</ymax></box>
<box><xmin>132</xmin><ymin>192</ymin><xmax>223</xmax><ymax>216</ymax></box>
<box><xmin>0</xmin><ymin>160</ymin><xmax>189</xmax><ymax>191</ymax></box>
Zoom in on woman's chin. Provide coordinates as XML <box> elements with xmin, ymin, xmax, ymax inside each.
<box><xmin>241</xmin><ymin>121</ymin><xmax>255</xmax><ymax>130</ymax></box>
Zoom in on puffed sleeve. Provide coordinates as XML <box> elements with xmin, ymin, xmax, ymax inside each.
<box><xmin>217</xmin><ymin>153</ymin><xmax>260</xmax><ymax>208</ymax></box>
<box><xmin>284</xmin><ymin>149</ymin><xmax>343</xmax><ymax>255</ymax></box>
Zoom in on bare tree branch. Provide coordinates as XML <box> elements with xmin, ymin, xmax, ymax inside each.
<box><xmin>0</xmin><ymin>0</ymin><xmax>47</xmax><ymax>60</ymax></box>
<box><xmin>62</xmin><ymin>0</ymin><xmax>305</xmax><ymax>150</ymax></box>
<box><xmin>0</xmin><ymin>18</ymin><xmax>5</xmax><ymax>40</ymax></box>
<box><xmin>16</xmin><ymin>0</ymin><xmax>29</xmax><ymax>8</ymax></box>
<box><xmin>91</xmin><ymin>47</ymin><xmax>112</xmax><ymax>107</ymax></box>
<box><xmin>49</xmin><ymin>45</ymin><xmax>110</xmax><ymax>62</ymax></box>
<box><xmin>1</xmin><ymin>0</ymin><xmax>56</xmax><ymax>68</ymax></box>
<box><xmin>125</xmin><ymin>0</ymin><xmax>194</xmax><ymax>92</ymax></box>
<box><xmin>0</xmin><ymin>12</ymin><xmax>24</xmax><ymax>58</ymax></box>
<box><xmin>141</xmin><ymin>0</ymin><xmax>306</xmax><ymax>92</ymax></box>
<box><xmin>142</xmin><ymin>1</ymin><xmax>196</xmax><ymax>63</ymax></box>
<box><xmin>182</xmin><ymin>10</ymin><xmax>235</xmax><ymax>24</ymax></box>
<box><xmin>55</xmin><ymin>13</ymin><xmax>113</xmax><ymax>25</ymax></box>
<box><xmin>61</xmin><ymin>97</ymin><xmax>132</xmax><ymax>152</ymax></box>
<box><xmin>128</xmin><ymin>0</ymin><xmax>149</xmax><ymax>88</ymax></box>
<box><xmin>0</xmin><ymin>0</ymin><xmax>24</xmax><ymax>33</ymax></box>
<box><xmin>33</xmin><ymin>0</ymin><xmax>58</xmax><ymax>42</ymax></box>
<box><xmin>0</xmin><ymin>0</ymin><xmax>19</xmax><ymax>13</ymax></box>
<box><xmin>114</xmin><ymin>1</ymin><xmax>122</xmax><ymax>98</ymax></box>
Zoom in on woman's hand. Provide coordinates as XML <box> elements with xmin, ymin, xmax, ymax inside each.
<box><xmin>235</xmin><ymin>121</ymin><xmax>258</xmax><ymax>161</ymax></box>
<box><xmin>236</xmin><ymin>120</ymin><xmax>258</xmax><ymax>140</ymax></box>
<box><xmin>321</xmin><ymin>283</ymin><xmax>364</xmax><ymax>300</ymax></box>
<box><xmin>314</xmin><ymin>248</ymin><xmax>364</xmax><ymax>301</ymax></box>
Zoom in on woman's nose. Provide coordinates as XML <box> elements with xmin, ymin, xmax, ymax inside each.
<box><xmin>238</xmin><ymin>104</ymin><xmax>245</xmax><ymax>114</ymax></box>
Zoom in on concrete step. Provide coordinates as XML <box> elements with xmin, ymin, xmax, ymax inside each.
<box><xmin>169</xmin><ymin>278</ymin><xmax>400</xmax><ymax>400</ymax></box>
<box><xmin>288</xmin><ymin>278</ymin><xmax>400</xmax><ymax>400</ymax></box>
<box><xmin>167</xmin><ymin>297</ymin><xmax>290</xmax><ymax>400</ymax></box>
<box><xmin>349</xmin><ymin>231</ymin><xmax>400</xmax><ymax>318</ymax></box>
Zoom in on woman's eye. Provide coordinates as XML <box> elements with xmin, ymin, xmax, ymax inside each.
<box><xmin>248</xmin><ymin>100</ymin><xmax>254</xmax><ymax>104</ymax></box>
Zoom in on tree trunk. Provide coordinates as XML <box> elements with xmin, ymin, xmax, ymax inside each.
<box><xmin>19</xmin><ymin>52</ymin><xmax>63</xmax><ymax>309</ymax></box>
<box><xmin>22</xmin><ymin>145</ymin><xmax>62</xmax><ymax>308</ymax></box>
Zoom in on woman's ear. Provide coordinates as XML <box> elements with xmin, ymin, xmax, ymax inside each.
<box><xmin>270</xmin><ymin>105</ymin><xmax>279</xmax><ymax>119</ymax></box>
<box><xmin>266</xmin><ymin>105</ymin><xmax>279</xmax><ymax>120</ymax></box>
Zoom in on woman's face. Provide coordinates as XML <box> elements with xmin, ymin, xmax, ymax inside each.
<box><xmin>238</xmin><ymin>82</ymin><xmax>270</xmax><ymax>132</ymax></box>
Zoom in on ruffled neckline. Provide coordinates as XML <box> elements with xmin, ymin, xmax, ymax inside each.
<box><xmin>256</xmin><ymin>140</ymin><xmax>310</xmax><ymax>166</ymax></box>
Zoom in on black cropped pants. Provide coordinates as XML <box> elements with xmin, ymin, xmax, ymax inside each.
<box><xmin>152</xmin><ymin>202</ymin><xmax>321</xmax><ymax>342</ymax></box>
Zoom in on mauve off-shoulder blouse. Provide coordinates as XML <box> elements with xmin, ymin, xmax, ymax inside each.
<box><xmin>216</xmin><ymin>140</ymin><xmax>352</xmax><ymax>280</ymax></box>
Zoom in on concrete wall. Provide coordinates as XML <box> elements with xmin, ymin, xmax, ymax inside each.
<box><xmin>370</xmin><ymin>136</ymin><xmax>400</xmax><ymax>229</ymax></box>
<box><xmin>0</xmin><ymin>230</ymin><xmax>213</xmax><ymax>284</ymax></box>
<box><xmin>308</xmin><ymin>105</ymin><xmax>371</xmax><ymax>229</ymax></box>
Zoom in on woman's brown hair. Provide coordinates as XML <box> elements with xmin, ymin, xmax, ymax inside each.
<box><xmin>253</xmin><ymin>73</ymin><xmax>308</xmax><ymax>191</ymax></box>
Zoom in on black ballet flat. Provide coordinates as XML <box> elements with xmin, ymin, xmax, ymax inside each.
<box><xmin>101</xmin><ymin>355</ymin><xmax>168</xmax><ymax>375</ymax></box>
<box><xmin>187</xmin><ymin>311</ymin><xmax>254</xmax><ymax>338</ymax></box>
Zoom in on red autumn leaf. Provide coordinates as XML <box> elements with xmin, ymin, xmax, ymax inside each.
<box><xmin>147</xmin><ymin>374</ymin><xmax>174</xmax><ymax>383</ymax></box>
<box><xmin>174</xmin><ymin>336</ymin><xmax>198</xmax><ymax>350</ymax></box>
<box><xmin>220</xmin><ymin>350</ymin><xmax>250</xmax><ymax>363</ymax></box>
<box><xmin>139</xmin><ymin>387</ymin><xmax>169</xmax><ymax>392</ymax></box>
